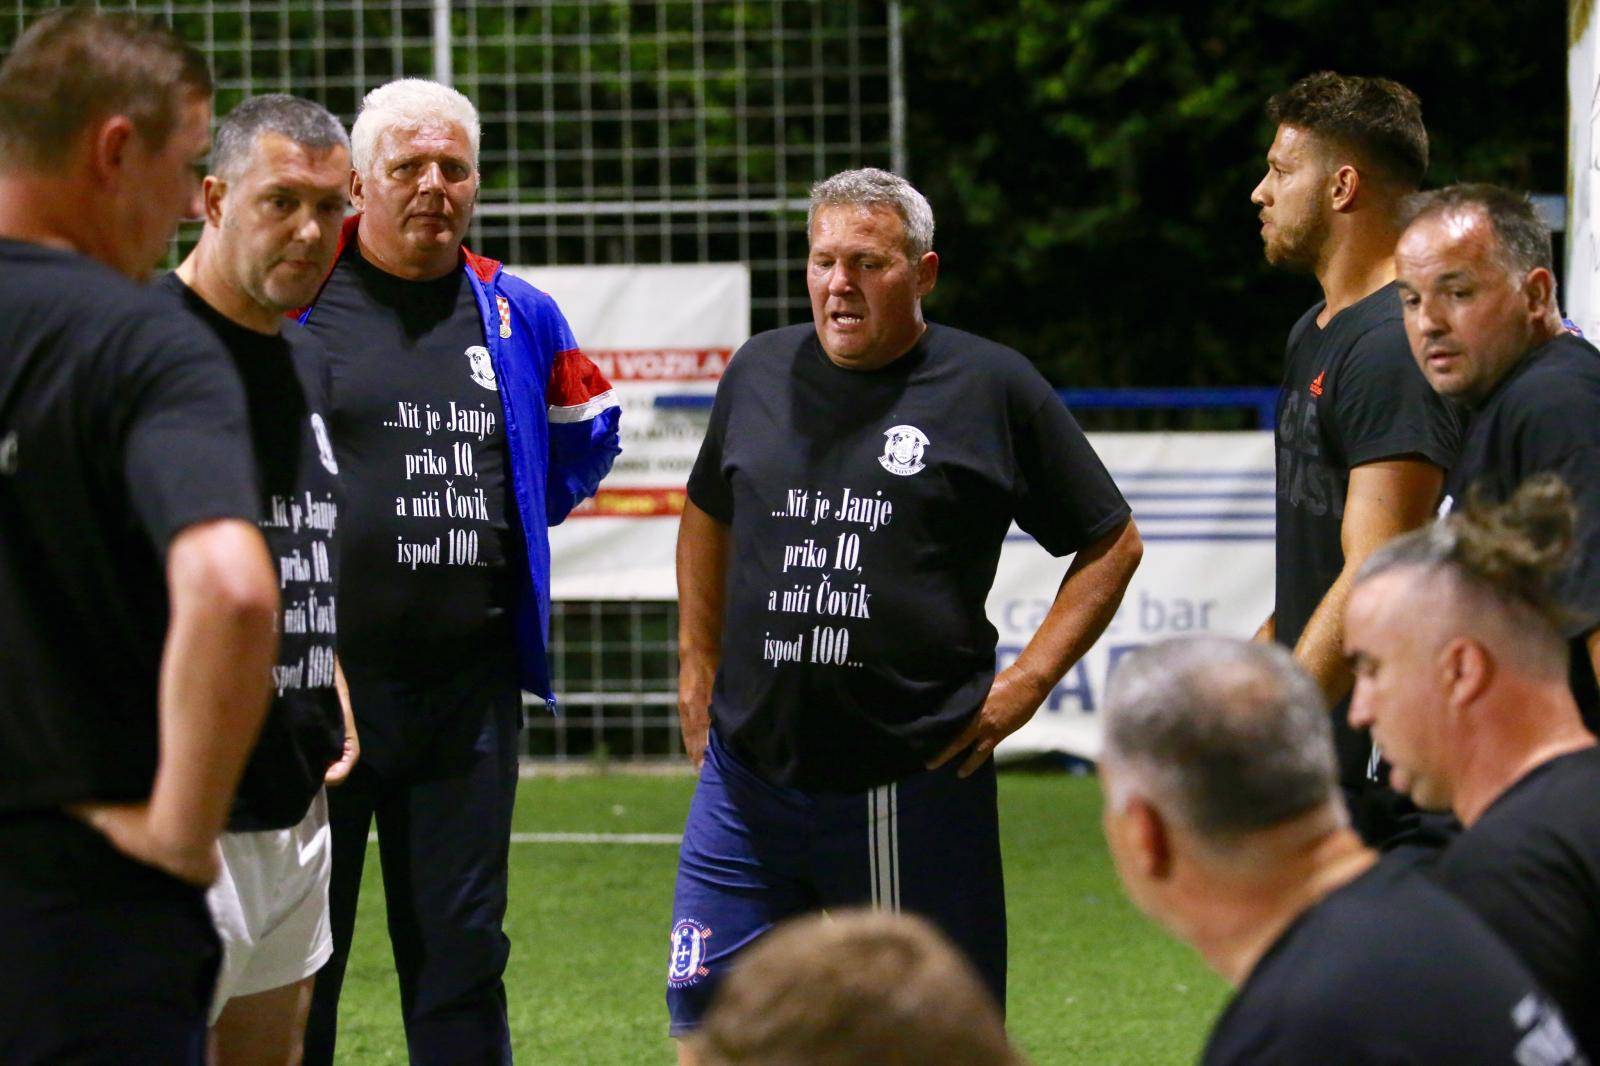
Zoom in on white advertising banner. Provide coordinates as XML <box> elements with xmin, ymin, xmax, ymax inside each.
<box><xmin>991</xmin><ymin>431</ymin><xmax>1275</xmax><ymax>760</ymax></box>
<box><xmin>512</xmin><ymin>263</ymin><xmax>748</xmax><ymax>598</ymax></box>
<box><xmin>1569</xmin><ymin>7</ymin><xmax>1600</xmax><ymax>334</ymax></box>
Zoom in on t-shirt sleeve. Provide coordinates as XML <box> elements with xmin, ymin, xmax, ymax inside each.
<box><xmin>686</xmin><ymin>368</ymin><xmax>734</xmax><ymax>522</ymax></box>
<box><xmin>1333</xmin><ymin>326</ymin><xmax>1461</xmax><ymax>469</ymax></box>
<box><xmin>119</xmin><ymin>320</ymin><xmax>261</xmax><ymax>551</ymax></box>
<box><xmin>1508</xmin><ymin>397</ymin><xmax>1600</xmax><ymax>636</ymax></box>
<box><xmin>1012</xmin><ymin>388</ymin><xmax>1130</xmax><ymax>557</ymax></box>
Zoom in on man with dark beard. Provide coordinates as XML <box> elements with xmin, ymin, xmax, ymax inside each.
<box><xmin>1249</xmin><ymin>72</ymin><xmax>1461</xmax><ymax>848</ymax></box>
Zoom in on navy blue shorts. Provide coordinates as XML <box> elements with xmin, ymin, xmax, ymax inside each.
<box><xmin>665</xmin><ymin>731</ymin><xmax>1005</xmax><ymax>1035</ymax></box>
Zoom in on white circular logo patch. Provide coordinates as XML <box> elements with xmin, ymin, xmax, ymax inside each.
<box><xmin>667</xmin><ymin>918</ymin><xmax>713</xmax><ymax>988</ymax></box>
<box><xmin>878</xmin><ymin>424</ymin><xmax>929</xmax><ymax>477</ymax></box>
<box><xmin>309</xmin><ymin>413</ymin><xmax>339</xmax><ymax>475</ymax></box>
<box><xmin>466</xmin><ymin>345</ymin><xmax>498</xmax><ymax>391</ymax></box>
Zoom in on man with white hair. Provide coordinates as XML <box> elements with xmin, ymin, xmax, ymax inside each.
<box><xmin>297</xmin><ymin>79</ymin><xmax>620</xmax><ymax>1065</ymax></box>
<box><xmin>668</xmin><ymin>166</ymin><xmax>1142</xmax><ymax>1048</ymax></box>
<box><xmin>1100</xmin><ymin>636</ymin><xmax>1584</xmax><ymax>1065</ymax></box>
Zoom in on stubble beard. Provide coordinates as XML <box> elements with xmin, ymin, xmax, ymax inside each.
<box><xmin>1263</xmin><ymin>212</ymin><xmax>1328</xmax><ymax>274</ymax></box>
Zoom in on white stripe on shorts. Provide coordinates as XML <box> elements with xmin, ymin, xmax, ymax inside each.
<box><xmin>868</xmin><ymin>783</ymin><xmax>900</xmax><ymax>912</ymax></box>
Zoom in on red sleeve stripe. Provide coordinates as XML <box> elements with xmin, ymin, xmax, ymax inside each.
<box><xmin>547</xmin><ymin>347</ymin><xmax>615</xmax><ymax>405</ymax></box>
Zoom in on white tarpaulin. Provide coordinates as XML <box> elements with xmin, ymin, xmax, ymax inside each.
<box><xmin>514</xmin><ymin>263</ymin><xmax>749</xmax><ymax>598</ymax></box>
<box><xmin>1570</xmin><ymin>6</ymin><xmax>1600</xmax><ymax>333</ymax></box>
<box><xmin>991</xmin><ymin>431</ymin><xmax>1274</xmax><ymax>760</ymax></box>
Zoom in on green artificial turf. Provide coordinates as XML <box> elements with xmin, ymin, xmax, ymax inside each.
<box><xmin>332</xmin><ymin>770</ymin><xmax>1227</xmax><ymax>1064</ymax></box>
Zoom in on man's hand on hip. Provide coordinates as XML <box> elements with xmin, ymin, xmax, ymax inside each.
<box><xmin>926</xmin><ymin>664</ymin><xmax>1049</xmax><ymax>779</ymax></box>
<box><xmin>68</xmin><ymin>800</ymin><xmax>221</xmax><ymax>887</ymax></box>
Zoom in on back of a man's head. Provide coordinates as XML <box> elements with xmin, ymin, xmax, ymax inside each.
<box><xmin>690</xmin><ymin>910</ymin><xmax>1019</xmax><ymax>1066</ymax></box>
<box><xmin>1356</xmin><ymin>474</ymin><xmax>1575</xmax><ymax>684</ymax></box>
<box><xmin>1102</xmin><ymin>636</ymin><xmax>1339</xmax><ymax>847</ymax></box>
<box><xmin>0</xmin><ymin>7</ymin><xmax>211</xmax><ymax>173</ymax></box>
<box><xmin>1266</xmin><ymin>71</ymin><xmax>1427</xmax><ymax>190</ymax></box>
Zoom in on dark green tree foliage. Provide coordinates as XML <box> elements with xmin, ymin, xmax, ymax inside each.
<box><xmin>902</xmin><ymin>0</ymin><xmax>1565</xmax><ymax>391</ymax></box>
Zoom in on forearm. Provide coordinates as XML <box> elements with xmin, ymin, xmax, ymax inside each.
<box><xmin>676</xmin><ymin>502</ymin><xmax>730</xmax><ymax>681</ymax></box>
<box><xmin>1012</xmin><ymin>519</ymin><xmax>1142</xmax><ymax>697</ymax></box>
<box><xmin>1292</xmin><ymin>567</ymin><xmax>1358</xmax><ymax>704</ymax></box>
<box><xmin>1297</xmin><ymin>458</ymin><xmax>1446</xmax><ymax>703</ymax></box>
<box><xmin>149</xmin><ymin>520</ymin><xmax>278</xmax><ymax>855</ymax></box>
<box><xmin>676</xmin><ymin>501</ymin><xmax>731</xmax><ymax>762</ymax></box>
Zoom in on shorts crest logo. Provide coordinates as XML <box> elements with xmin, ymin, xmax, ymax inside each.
<box><xmin>309</xmin><ymin>414</ymin><xmax>339</xmax><ymax>475</ymax></box>
<box><xmin>878</xmin><ymin>424</ymin><xmax>928</xmax><ymax>477</ymax></box>
<box><xmin>466</xmin><ymin>345</ymin><xmax>499</xmax><ymax>392</ymax></box>
<box><xmin>667</xmin><ymin>918</ymin><xmax>713</xmax><ymax>987</ymax></box>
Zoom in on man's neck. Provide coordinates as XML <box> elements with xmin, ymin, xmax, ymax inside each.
<box><xmin>356</xmin><ymin>227</ymin><xmax>459</xmax><ymax>282</ymax></box>
<box><xmin>176</xmin><ymin>238</ymin><xmax>282</xmax><ymax>336</ymax></box>
<box><xmin>0</xmin><ymin>175</ymin><xmax>114</xmax><ymax>270</ymax></box>
<box><xmin>1454</xmin><ymin>689</ymin><xmax>1596</xmax><ymax>826</ymax></box>
<box><xmin>1188</xmin><ymin>822</ymin><xmax>1375</xmax><ymax>988</ymax></box>
<box><xmin>1314</xmin><ymin>221</ymin><xmax>1401</xmax><ymax>327</ymax></box>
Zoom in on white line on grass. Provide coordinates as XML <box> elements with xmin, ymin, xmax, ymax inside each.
<box><xmin>366</xmin><ymin>831</ymin><xmax>680</xmax><ymax>845</ymax></box>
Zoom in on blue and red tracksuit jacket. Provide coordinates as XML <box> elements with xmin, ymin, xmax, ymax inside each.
<box><xmin>298</xmin><ymin>215</ymin><xmax>621</xmax><ymax>708</ymax></box>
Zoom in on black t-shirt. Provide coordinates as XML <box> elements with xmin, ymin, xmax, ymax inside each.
<box><xmin>302</xmin><ymin>241</ymin><xmax>518</xmax><ymax>687</ymax></box>
<box><xmin>0</xmin><ymin>241</ymin><xmax>260</xmax><ymax>812</ymax></box>
<box><xmin>1431</xmin><ymin>745</ymin><xmax>1600</xmax><ymax>1060</ymax></box>
<box><xmin>1203</xmin><ymin>858</ymin><xmax>1587</xmax><ymax>1065</ymax></box>
<box><xmin>688</xmin><ymin>323</ymin><xmax>1130</xmax><ymax>792</ymax></box>
<box><xmin>1442</xmin><ymin>333</ymin><xmax>1600</xmax><ymax>728</ymax></box>
<box><xmin>1274</xmin><ymin>283</ymin><xmax>1462</xmax><ymax>790</ymax></box>
<box><xmin>160</xmin><ymin>274</ymin><xmax>345</xmax><ymax>831</ymax></box>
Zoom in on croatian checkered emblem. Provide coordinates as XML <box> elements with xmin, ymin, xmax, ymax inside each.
<box><xmin>667</xmin><ymin>918</ymin><xmax>713</xmax><ymax>988</ymax></box>
<box><xmin>496</xmin><ymin>295</ymin><xmax>512</xmax><ymax>339</ymax></box>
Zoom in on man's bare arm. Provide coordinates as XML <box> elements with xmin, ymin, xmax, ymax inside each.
<box><xmin>74</xmin><ymin>518</ymin><xmax>278</xmax><ymax>885</ymax></box>
<box><xmin>930</xmin><ymin>518</ymin><xmax>1143</xmax><ymax>777</ymax></box>
<box><xmin>1294</xmin><ymin>459</ymin><xmax>1444</xmax><ymax>702</ymax></box>
<box><xmin>324</xmin><ymin>656</ymin><xmax>360</xmax><ymax>787</ymax></box>
<box><xmin>677</xmin><ymin>499</ymin><xmax>731</xmax><ymax>771</ymax></box>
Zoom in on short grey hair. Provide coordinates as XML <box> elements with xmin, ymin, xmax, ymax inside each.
<box><xmin>1102</xmin><ymin>636</ymin><xmax>1338</xmax><ymax>841</ymax></box>
<box><xmin>212</xmin><ymin>94</ymin><xmax>349</xmax><ymax>181</ymax></box>
<box><xmin>1400</xmin><ymin>182</ymin><xmax>1553</xmax><ymax>278</ymax></box>
<box><xmin>351</xmin><ymin>77</ymin><xmax>479</xmax><ymax>175</ymax></box>
<box><xmin>808</xmin><ymin>167</ymin><xmax>935</xmax><ymax>258</ymax></box>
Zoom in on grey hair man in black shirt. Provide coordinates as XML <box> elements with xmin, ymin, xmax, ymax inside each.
<box><xmin>1101</xmin><ymin>636</ymin><xmax>1584</xmax><ymax>1066</ymax></box>
<box><xmin>162</xmin><ymin>93</ymin><xmax>356</xmax><ymax>1066</ymax></box>
<box><xmin>1346</xmin><ymin>477</ymin><xmax>1600</xmax><ymax>1059</ymax></box>
<box><xmin>0</xmin><ymin>10</ymin><xmax>279</xmax><ymax>1063</ymax></box>
<box><xmin>1395</xmin><ymin>183</ymin><xmax>1600</xmax><ymax>728</ymax></box>
<box><xmin>1250</xmin><ymin>72</ymin><xmax>1462</xmax><ymax>847</ymax></box>
<box><xmin>668</xmin><ymin>167</ymin><xmax>1141</xmax><ymax>1049</ymax></box>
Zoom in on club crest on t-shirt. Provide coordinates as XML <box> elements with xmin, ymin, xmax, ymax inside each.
<box><xmin>466</xmin><ymin>344</ymin><xmax>499</xmax><ymax>392</ymax></box>
<box><xmin>309</xmin><ymin>413</ymin><xmax>339</xmax><ymax>475</ymax></box>
<box><xmin>878</xmin><ymin>424</ymin><xmax>928</xmax><ymax>476</ymax></box>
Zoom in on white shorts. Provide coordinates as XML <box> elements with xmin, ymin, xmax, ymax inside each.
<box><xmin>206</xmin><ymin>789</ymin><xmax>333</xmax><ymax>1024</ymax></box>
